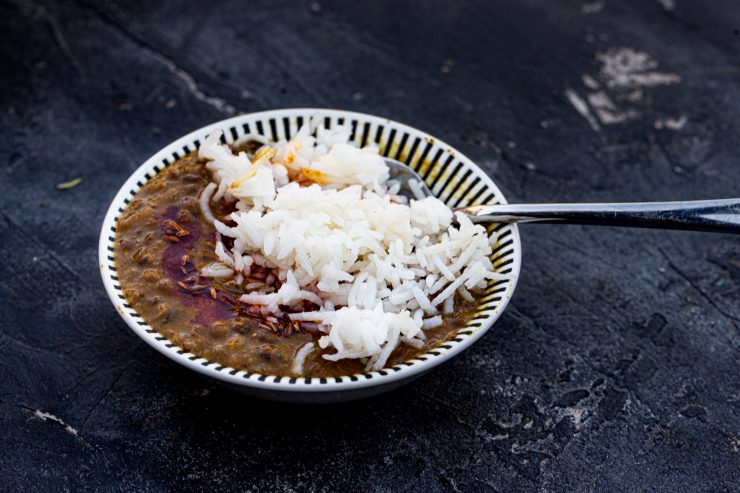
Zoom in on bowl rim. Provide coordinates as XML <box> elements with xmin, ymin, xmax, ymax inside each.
<box><xmin>99</xmin><ymin>108</ymin><xmax>521</xmax><ymax>393</ymax></box>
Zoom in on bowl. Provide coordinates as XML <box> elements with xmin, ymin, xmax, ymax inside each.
<box><xmin>99</xmin><ymin>108</ymin><xmax>522</xmax><ymax>403</ymax></box>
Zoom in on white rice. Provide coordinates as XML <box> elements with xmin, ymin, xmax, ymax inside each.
<box><xmin>239</xmin><ymin>271</ymin><xmax>323</xmax><ymax>313</ymax></box>
<box><xmin>292</xmin><ymin>342</ymin><xmax>315</xmax><ymax>375</ymax></box>
<box><xmin>200</xmin><ymin>261</ymin><xmax>234</xmax><ymax>278</ymax></box>
<box><xmin>197</xmin><ymin>119</ymin><xmax>507</xmax><ymax>372</ymax></box>
<box><xmin>199</xmin><ymin>182</ymin><xmax>217</xmax><ymax>224</ymax></box>
<box><xmin>422</xmin><ymin>315</ymin><xmax>443</xmax><ymax>329</ymax></box>
<box><xmin>407</xmin><ymin>179</ymin><xmax>427</xmax><ymax>201</ymax></box>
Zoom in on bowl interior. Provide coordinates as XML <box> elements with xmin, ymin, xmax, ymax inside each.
<box><xmin>99</xmin><ymin>109</ymin><xmax>521</xmax><ymax>392</ymax></box>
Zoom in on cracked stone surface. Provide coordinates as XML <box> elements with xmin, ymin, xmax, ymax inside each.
<box><xmin>1</xmin><ymin>0</ymin><xmax>739</xmax><ymax>491</ymax></box>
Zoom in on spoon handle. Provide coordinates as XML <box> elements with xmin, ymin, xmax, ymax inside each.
<box><xmin>460</xmin><ymin>198</ymin><xmax>740</xmax><ymax>233</ymax></box>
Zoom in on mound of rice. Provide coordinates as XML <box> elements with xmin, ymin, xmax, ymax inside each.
<box><xmin>198</xmin><ymin>119</ymin><xmax>506</xmax><ymax>371</ymax></box>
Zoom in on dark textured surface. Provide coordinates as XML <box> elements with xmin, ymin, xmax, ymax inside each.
<box><xmin>2</xmin><ymin>0</ymin><xmax>739</xmax><ymax>491</ymax></box>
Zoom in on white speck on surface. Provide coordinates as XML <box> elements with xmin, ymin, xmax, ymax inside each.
<box><xmin>492</xmin><ymin>413</ymin><xmax>523</xmax><ymax>429</ymax></box>
<box><xmin>165</xmin><ymin>99</ymin><xmax>177</xmax><ymax>108</ymax></box>
<box><xmin>489</xmin><ymin>433</ymin><xmax>509</xmax><ymax>441</ymax></box>
<box><xmin>152</xmin><ymin>53</ymin><xmax>236</xmax><ymax>115</ymax></box>
<box><xmin>523</xmin><ymin>420</ymin><xmax>534</xmax><ymax>429</ymax></box>
<box><xmin>655</xmin><ymin>115</ymin><xmax>687</xmax><ymax>130</ymax></box>
<box><xmin>588</xmin><ymin>91</ymin><xmax>639</xmax><ymax>124</ymax></box>
<box><xmin>507</xmin><ymin>141</ymin><xmax>516</xmax><ymax>149</ymax></box>
<box><xmin>582</xmin><ymin>74</ymin><xmax>600</xmax><ymax>89</ymax></box>
<box><xmin>565</xmin><ymin>88</ymin><xmax>601</xmax><ymax>131</ymax></box>
<box><xmin>563</xmin><ymin>407</ymin><xmax>586</xmax><ymax>430</ymax></box>
<box><xmin>440</xmin><ymin>58</ymin><xmax>455</xmax><ymax>74</ymax></box>
<box><xmin>525</xmin><ymin>162</ymin><xmax>537</xmax><ymax>171</ymax></box>
<box><xmin>352</xmin><ymin>92</ymin><xmax>364</xmax><ymax>101</ymax></box>
<box><xmin>482</xmin><ymin>159</ymin><xmax>499</xmax><ymax>172</ymax></box>
<box><xmin>32</xmin><ymin>409</ymin><xmax>79</xmax><ymax>437</ymax></box>
<box><xmin>310</xmin><ymin>1</ymin><xmax>322</xmax><ymax>13</ymax></box>
<box><xmin>581</xmin><ymin>1</ymin><xmax>605</xmax><ymax>14</ymax></box>
<box><xmin>567</xmin><ymin>47</ymin><xmax>682</xmax><ymax>130</ymax></box>
<box><xmin>625</xmin><ymin>89</ymin><xmax>643</xmax><ymax>102</ymax></box>
<box><xmin>596</xmin><ymin>47</ymin><xmax>681</xmax><ymax>89</ymax></box>
<box><xmin>32</xmin><ymin>256</ymin><xmax>38</xmax><ymax>262</ymax></box>
<box><xmin>656</xmin><ymin>0</ymin><xmax>675</xmax><ymax>10</ymax></box>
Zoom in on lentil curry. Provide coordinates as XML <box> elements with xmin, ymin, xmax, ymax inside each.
<box><xmin>115</xmin><ymin>142</ymin><xmax>477</xmax><ymax>377</ymax></box>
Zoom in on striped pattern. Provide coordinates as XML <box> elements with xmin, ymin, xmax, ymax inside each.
<box><xmin>99</xmin><ymin>109</ymin><xmax>521</xmax><ymax>389</ymax></box>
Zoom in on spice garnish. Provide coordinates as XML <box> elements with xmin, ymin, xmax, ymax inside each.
<box><xmin>162</xmin><ymin>219</ymin><xmax>190</xmax><ymax>238</ymax></box>
<box><xmin>180</xmin><ymin>254</ymin><xmax>193</xmax><ymax>274</ymax></box>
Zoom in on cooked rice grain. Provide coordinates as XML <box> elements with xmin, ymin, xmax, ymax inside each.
<box><xmin>198</xmin><ymin>119</ymin><xmax>508</xmax><ymax>370</ymax></box>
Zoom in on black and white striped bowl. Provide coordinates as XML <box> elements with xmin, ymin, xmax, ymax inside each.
<box><xmin>99</xmin><ymin>109</ymin><xmax>521</xmax><ymax>403</ymax></box>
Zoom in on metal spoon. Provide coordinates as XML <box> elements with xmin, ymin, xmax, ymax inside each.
<box><xmin>386</xmin><ymin>158</ymin><xmax>740</xmax><ymax>234</ymax></box>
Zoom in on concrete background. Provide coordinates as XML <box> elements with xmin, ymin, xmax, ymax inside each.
<box><xmin>1</xmin><ymin>0</ymin><xmax>739</xmax><ymax>491</ymax></box>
